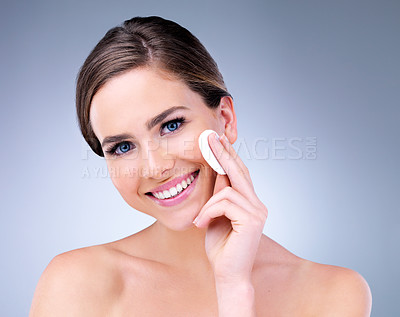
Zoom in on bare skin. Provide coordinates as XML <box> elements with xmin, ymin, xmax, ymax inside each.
<box><xmin>30</xmin><ymin>67</ymin><xmax>371</xmax><ymax>316</ymax></box>
<box><xmin>30</xmin><ymin>226</ymin><xmax>371</xmax><ymax>316</ymax></box>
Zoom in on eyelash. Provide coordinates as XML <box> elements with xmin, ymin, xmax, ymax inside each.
<box><xmin>104</xmin><ymin>116</ymin><xmax>187</xmax><ymax>157</ymax></box>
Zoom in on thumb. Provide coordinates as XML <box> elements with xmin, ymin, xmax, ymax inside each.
<box><xmin>213</xmin><ymin>173</ymin><xmax>231</xmax><ymax>195</ymax></box>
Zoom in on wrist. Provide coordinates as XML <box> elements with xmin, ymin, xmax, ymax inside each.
<box><xmin>216</xmin><ymin>280</ymin><xmax>255</xmax><ymax>299</ymax></box>
<box><xmin>215</xmin><ymin>280</ymin><xmax>256</xmax><ymax>317</ymax></box>
<box><xmin>214</xmin><ymin>274</ymin><xmax>253</xmax><ymax>289</ymax></box>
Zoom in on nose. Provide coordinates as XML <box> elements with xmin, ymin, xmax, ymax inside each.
<box><xmin>139</xmin><ymin>138</ymin><xmax>174</xmax><ymax>179</ymax></box>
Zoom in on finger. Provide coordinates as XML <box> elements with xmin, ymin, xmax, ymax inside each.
<box><xmin>207</xmin><ymin>133</ymin><xmax>245</xmax><ymax>179</ymax></box>
<box><xmin>193</xmin><ymin>187</ymin><xmax>268</xmax><ymax>225</ymax></box>
<box><xmin>208</xmin><ymin>133</ymin><xmax>255</xmax><ymax>199</ymax></box>
<box><xmin>213</xmin><ymin>173</ymin><xmax>231</xmax><ymax>195</ymax></box>
<box><xmin>203</xmin><ymin>186</ymin><xmax>257</xmax><ymax>216</ymax></box>
<box><xmin>195</xmin><ymin>186</ymin><xmax>267</xmax><ymax>226</ymax></box>
<box><xmin>194</xmin><ymin>200</ymin><xmax>263</xmax><ymax>230</ymax></box>
<box><xmin>220</xmin><ymin>134</ymin><xmax>252</xmax><ymax>183</ymax></box>
<box><xmin>194</xmin><ymin>199</ymin><xmax>240</xmax><ymax>228</ymax></box>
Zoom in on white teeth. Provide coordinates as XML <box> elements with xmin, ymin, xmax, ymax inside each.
<box><xmin>169</xmin><ymin>187</ymin><xmax>178</xmax><ymax>197</ymax></box>
<box><xmin>176</xmin><ymin>183</ymin><xmax>183</xmax><ymax>193</ymax></box>
<box><xmin>152</xmin><ymin>172</ymin><xmax>198</xmax><ymax>200</ymax></box>
<box><xmin>163</xmin><ymin>190</ymin><xmax>171</xmax><ymax>198</ymax></box>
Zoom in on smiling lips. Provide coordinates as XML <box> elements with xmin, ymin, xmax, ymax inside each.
<box><xmin>147</xmin><ymin>170</ymin><xmax>200</xmax><ymax>200</ymax></box>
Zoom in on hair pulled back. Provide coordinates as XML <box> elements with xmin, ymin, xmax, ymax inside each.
<box><xmin>76</xmin><ymin>16</ymin><xmax>231</xmax><ymax>157</ymax></box>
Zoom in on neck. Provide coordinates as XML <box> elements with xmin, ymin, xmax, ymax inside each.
<box><xmin>144</xmin><ymin>220</ymin><xmax>212</xmax><ymax>272</ymax></box>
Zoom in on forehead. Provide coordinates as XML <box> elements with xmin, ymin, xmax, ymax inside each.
<box><xmin>90</xmin><ymin>67</ymin><xmax>208</xmax><ymax>140</ymax></box>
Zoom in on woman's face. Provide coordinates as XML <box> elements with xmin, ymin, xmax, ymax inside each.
<box><xmin>90</xmin><ymin>67</ymin><xmax>235</xmax><ymax>231</ymax></box>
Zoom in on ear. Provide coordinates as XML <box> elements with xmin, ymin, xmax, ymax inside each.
<box><xmin>218</xmin><ymin>96</ymin><xmax>237</xmax><ymax>144</ymax></box>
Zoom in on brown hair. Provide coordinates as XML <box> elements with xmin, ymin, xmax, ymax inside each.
<box><xmin>76</xmin><ymin>16</ymin><xmax>232</xmax><ymax>157</ymax></box>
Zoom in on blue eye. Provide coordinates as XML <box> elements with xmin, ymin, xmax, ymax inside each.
<box><xmin>167</xmin><ymin>121</ymin><xmax>178</xmax><ymax>131</ymax></box>
<box><xmin>116</xmin><ymin>142</ymin><xmax>131</xmax><ymax>154</ymax></box>
<box><xmin>104</xmin><ymin>141</ymin><xmax>133</xmax><ymax>156</ymax></box>
<box><xmin>105</xmin><ymin>116</ymin><xmax>186</xmax><ymax>157</ymax></box>
<box><xmin>160</xmin><ymin>117</ymin><xmax>186</xmax><ymax>135</ymax></box>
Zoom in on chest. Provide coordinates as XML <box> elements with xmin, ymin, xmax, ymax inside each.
<box><xmin>113</xmin><ymin>275</ymin><xmax>218</xmax><ymax>316</ymax></box>
<box><xmin>112</xmin><ymin>279</ymin><xmax>311</xmax><ymax>316</ymax></box>
<box><xmin>109</xmin><ymin>261</ymin><xmax>314</xmax><ymax>317</ymax></box>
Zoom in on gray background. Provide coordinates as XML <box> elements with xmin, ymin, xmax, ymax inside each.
<box><xmin>1</xmin><ymin>0</ymin><xmax>399</xmax><ymax>316</ymax></box>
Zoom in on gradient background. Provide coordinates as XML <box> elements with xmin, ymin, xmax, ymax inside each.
<box><xmin>1</xmin><ymin>0</ymin><xmax>399</xmax><ymax>316</ymax></box>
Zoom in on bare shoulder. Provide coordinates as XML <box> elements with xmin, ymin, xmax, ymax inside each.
<box><xmin>303</xmin><ymin>261</ymin><xmax>372</xmax><ymax>316</ymax></box>
<box><xmin>254</xmin><ymin>236</ymin><xmax>372</xmax><ymax>316</ymax></box>
<box><xmin>29</xmin><ymin>245</ymin><xmax>122</xmax><ymax>317</ymax></box>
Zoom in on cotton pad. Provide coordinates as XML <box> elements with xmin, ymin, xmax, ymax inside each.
<box><xmin>198</xmin><ymin>129</ymin><xmax>226</xmax><ymax>175</ymax></box>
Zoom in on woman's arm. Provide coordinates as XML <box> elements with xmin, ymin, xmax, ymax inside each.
<box><xmin>193</xmin><ymin>132</ymin><xmax>268</xmax><ymax>316</ymax></box>
<box><xmin>215</xmin><ymin>279</ymin><xmax>256</xmax><ymax>317</ymax></box>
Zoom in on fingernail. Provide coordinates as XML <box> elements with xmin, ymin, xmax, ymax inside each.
<box><xmin>193</xmin><ymin>216</ymin><xmax>199</xmax><ymax>225</ymax></box>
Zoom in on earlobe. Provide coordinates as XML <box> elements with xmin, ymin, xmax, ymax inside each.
<box><xmin>219</xmin><ymin>96</ymin><xmax>238</xmax><ymax>144</ymax></box>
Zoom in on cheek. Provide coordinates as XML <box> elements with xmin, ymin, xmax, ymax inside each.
<box><xmin>109</xmin><ymin>169</ymin><xmax>153</xmax><ymax>214</ymax></box>
<box><xmin>107</xmin><ymin>161</ymin><xmax>140</xmax><ymax>195</ymax></box>
<box><xmin>166</xmin><ymin>134</ymin><xmax>217</xmax><ymax>176</ymax></box>
<box><xmin>162</xmin><ymin>134</ymin><xmax>202</xmax><ymax>161</ymax></box>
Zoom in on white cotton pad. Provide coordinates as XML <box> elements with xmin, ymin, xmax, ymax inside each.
<box><xmin>198</xmin><ymin>129</ymin><xmax>226</xmax><ymax>175</ymax></box>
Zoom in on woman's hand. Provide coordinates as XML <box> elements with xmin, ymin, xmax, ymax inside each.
<box><xmin>193</xmin><ymin>132</ymin><xmax>268</xmax><ymax>285</ymax></box>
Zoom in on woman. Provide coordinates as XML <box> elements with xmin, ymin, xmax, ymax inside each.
<box><xmin>30</xmin><ymin>16</ymin><xmax>371</xmax><ymax>316</ymax></box>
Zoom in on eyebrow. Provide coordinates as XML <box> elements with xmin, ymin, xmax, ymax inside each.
<box><xmin>101</xmin><ymin>106</ymin><xmax>190</xmax><ymax>148</ymax></box>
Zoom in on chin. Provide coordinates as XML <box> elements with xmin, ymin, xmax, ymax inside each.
<box><xmin>157</xmin><ymin>199</ymin><xmax>205</xmax><ymax>232</ymax></box>
<box><xmin>162</xmin><ymin>219</ymin><xmax>198</xmax><ymax>232</ymax></box>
